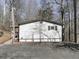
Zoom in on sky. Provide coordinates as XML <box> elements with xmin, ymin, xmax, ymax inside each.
<box><xmin>0</xmin><ymin>0</ymin><xmax>4</xmax><ymax>5</ymax></box>
<box><xmin>0</xmin><ymin>0</ymin><xmax>4</xmax><ymax>9</ymax></box>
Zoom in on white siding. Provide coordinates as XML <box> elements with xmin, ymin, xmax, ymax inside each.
<box><xmin>19</xmin><ymin>21</ymin><xmax>62</xmax><ymax>42</ymax></box>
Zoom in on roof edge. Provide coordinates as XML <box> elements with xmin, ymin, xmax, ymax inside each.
<box><xmin>19</xmin><ymin>20</ymin><xmax>63</xmax><ymax>26</ymax></box>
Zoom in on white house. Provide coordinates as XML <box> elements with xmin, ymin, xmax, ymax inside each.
<box><xmin>19</xmin><ymin>20</ymin><xmax>62</xmax><ymax>42</ymax></box>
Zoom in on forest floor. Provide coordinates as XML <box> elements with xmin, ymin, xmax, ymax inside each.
<box><xmin>0</xmin><ymin>31</ymin><xmax>11</xmax><ymax>44</ymax></box>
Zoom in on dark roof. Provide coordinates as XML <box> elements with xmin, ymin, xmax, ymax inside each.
<box><xmin>19</xmin><ymin>20</ymin><xmax>62</xmax><ymax>26</ymax></box>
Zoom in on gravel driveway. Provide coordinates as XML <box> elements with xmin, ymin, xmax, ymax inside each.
<box><xmin>0</xmin><ymin>43</ymin><xmax>79</xmax><ymax>59</ymax></box>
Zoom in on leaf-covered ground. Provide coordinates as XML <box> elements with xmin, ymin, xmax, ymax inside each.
<box><xmin>0</xmin><ymin>31</ymin><xmax>11</xmax><ymax>44</ymax></box>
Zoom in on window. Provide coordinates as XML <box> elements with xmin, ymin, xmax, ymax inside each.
<box><xmin>48</xmin><ymin>26</ymin><xmax>50</xmax><ymax>30</ymax></box>
<box><xmin>51</xmin><ymin>26</ymin><xmax>54</xmax><ymax>30</ymax></box>
<box><xmin>48</xmin><ymin>26</ymin><xmax>57</xmax><ymax>30</ymax></box>
<box><xmin>55</xmin><ymin>26</ymin><xmax>57</xmax><ymax>30</ymax></box>
<box><xmin>48</xmin><ymin>26</ymin><xmax>54</xmax><ymax>30</ymax></box>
